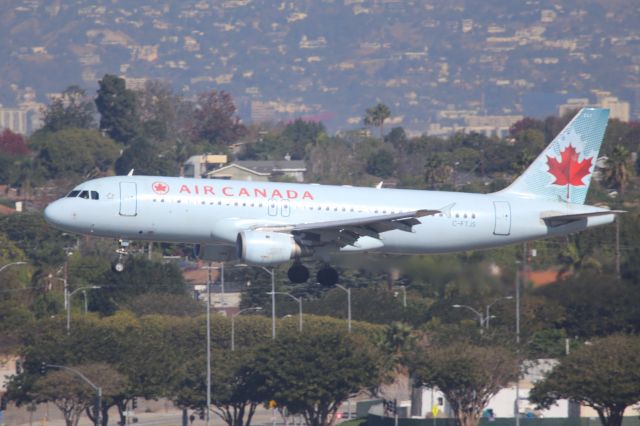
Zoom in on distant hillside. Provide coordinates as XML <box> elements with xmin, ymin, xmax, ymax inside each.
<box><xmin>1</xmin><ymin>0</ymin><xmax>639</xmax><ymax>133</ymax></box>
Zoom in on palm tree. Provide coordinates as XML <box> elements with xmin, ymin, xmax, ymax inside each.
<box><xmin>363</xmin><ymin>103</ymin><xmax>391</xmax><ymax>141</ymax></box>
<box><xmin>605</xmin><ymin>145</ymin><xmax>631</xmax><ymax>196</ymax></box>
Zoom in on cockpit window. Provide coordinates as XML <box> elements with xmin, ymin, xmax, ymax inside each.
<box><xmin>91</xmin><ymin>191</ymin><xmax>99</xmax><ymax>200</ymax></box>
<box><xmin>79</xmin><ymin>190</ymin><xmax>90</xmax><ymax>199</ymax></box>
<box><xmin>67</xmin><ymin>190</ymin><xmax>81</xmax><ymax>198</ymax></box>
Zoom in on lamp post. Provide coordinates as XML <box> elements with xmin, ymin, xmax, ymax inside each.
<box><xmin>0</xmin><ymin>261</ymin><xmax>26</xmax><ymax>273</ymax></box>
<box><xmin>268</xmin><ymin>292</ymin><xmax>302</xmax><ymax>332</ymax></box>
<box><xmin>394</xmin><ymin>285</ymin><xmax>406</xmax><ymax>308</ymax></box>
<box><xmin>335</xmin><ymin>284</ymin><xmax>352</xmax><ymax>333</ymax></box>
<box><xmin>66</xmin><ymin>286</ymin><xmax>101</xmax><ymax>334</ymax></box>
<box><xmin>485</xmin><ymin>296</ymin><xmax>513</xmax><ymax>329</ymax></box>
<box><xmin>335</xmin><ymin>284</ymin><xmax>353</xmax><ymax>419</ymax></box>
<box><xmin>515</xmin><ymin>260</ymin><xmax>522</xmax><ymax>426</ymax></box>
<box><xmin>452</xmin><ymin>304</ymin><xmax>485</xmax><ymax>328</ymax></box>
<box><xmin>204</xmin><ymin>263</ymin><xmax>214</xmax><ymax>426</ymax></box>
<box><xmin>237</xmin><ymin>265</ymin><xmax>276</xmax><ymax>339</ymax></box>
<box><xmin>43</xmin><ymin>363</ymin><xmax>102</xmax><ymax>426</ymax></box>
<box><xmin>231</xmin><ymin>307</ymin><xmax>262</xmax><ymax>351</ymax></box>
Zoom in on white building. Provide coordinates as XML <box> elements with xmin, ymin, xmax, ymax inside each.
<box><xmin>0</xmin><ymin>108</ymin><xmax>28</xmax><ymax>135</ymax></box>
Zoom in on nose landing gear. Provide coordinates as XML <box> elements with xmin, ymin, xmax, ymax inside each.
<box><xmin>113</xmin><ymin>239</ymin><xmax>130</xmax><ymax>272</ymax></box>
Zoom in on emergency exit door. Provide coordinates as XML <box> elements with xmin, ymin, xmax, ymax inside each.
<box><xmin>119</xmin><ymin>182</ymin><xmax>137</xmax><ymax>216</ymax></box>
<box><xmin>493</xmin><ymin>201</ymin><xmax>511</xmax><ymax>236</ymax></box>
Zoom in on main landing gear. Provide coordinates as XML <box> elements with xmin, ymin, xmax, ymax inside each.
<box><xmin>286</xmin><ymin>263</ymin><xmax>339</xmax><ymax>287</ymax></box>
<box><xmin>113</xmin><ymin>239</ymin><xmax>130</xmax><ymax>272</ymax></box>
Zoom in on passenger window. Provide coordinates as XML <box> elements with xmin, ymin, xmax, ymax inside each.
<box><xmin>67</xmin><ymin>190</ymin><xmax>81</xmax><ymax>198</ymax></box>
<box><xmin>91</xmin><ymin>191</ymin><xmax>99</xmax><ymax>200</ymax></box>
<box><xmin>79</xmin><ymin>190</ymin><xmax>89</xmax><ymax>199</ymax></box>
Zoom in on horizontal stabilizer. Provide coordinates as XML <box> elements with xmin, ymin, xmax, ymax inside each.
<box><xmin>541</xmin><ymin>210</ymin><xmax>625</xmax><ymax>226</ymax></box>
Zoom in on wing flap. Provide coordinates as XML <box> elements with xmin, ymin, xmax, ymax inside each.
<box><xmin>254</xmin><ymin>209</ymin><xmax>439</xmax><ymax>233</ymax></box>
<box><xmin>253</xmin><ymin>208</ymin><xmax>440</xmax><ymax>249</ymax></box>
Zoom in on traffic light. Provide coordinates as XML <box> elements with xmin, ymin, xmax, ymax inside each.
<box><xmin>132</xmin><ymin>397</ymin><xmax>138</xmax><ymax>410</ymax></box>
<box><xmin>39</xmin><ymin>362</ymin><xmax>47</xmax><ymax>375</ymax></box>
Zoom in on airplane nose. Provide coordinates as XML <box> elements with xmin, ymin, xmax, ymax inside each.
<box><xmin>44</xmin><ymin>201</ymin><xmax>65</xmax><ymax>227</ymax></box>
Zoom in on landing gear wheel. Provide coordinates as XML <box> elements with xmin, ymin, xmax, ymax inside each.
<box><xmin>317</xmin><ymin>267</ymin><xmax>339</xmax><ymax>287</ymax></box>
<box><xmin>288</xmin><ymin>263</ymin><xmax>310</xmax><ymax>283</ymax></box>
<box><xmin>113</xmin><ymin>239</ymin><xmax>130</xmax><ymax>273</ymax></box>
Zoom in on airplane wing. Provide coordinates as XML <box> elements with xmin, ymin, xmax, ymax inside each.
<box><xmin>541</xmin><ymin>210</ymin><xmax>625</xmax><ymax>227</ymax></box>
<box><xmin>253</xmin><ymin>207</ymin><xmax>448</xmax><ymax>248</ymax></box>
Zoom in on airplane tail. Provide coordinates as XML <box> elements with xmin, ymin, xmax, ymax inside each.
<box><xmin>499</xmin><ymin>107</ymin><xmax>610</xmax><ymax>204</ymax></box>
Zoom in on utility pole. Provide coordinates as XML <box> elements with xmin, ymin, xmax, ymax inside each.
<box><xmin>615</xmin><ymin>217</ymin><xmax>621</xmax><ymax>279</ymax></box>
<box><xmin>206</xmin><ymin>263</ymin><xmax>212</xmax><ymax>426</ymax></box>
<box><xmin>515</xmin><ymin>255</ymin><xmax>521</xmax><ymax>426</ymax></box>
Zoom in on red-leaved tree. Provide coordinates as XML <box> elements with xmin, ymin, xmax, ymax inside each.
<box><xmin>0</xmin><ymin>129</ymin><xmax>30</xmax><ymax>156</ymax></box>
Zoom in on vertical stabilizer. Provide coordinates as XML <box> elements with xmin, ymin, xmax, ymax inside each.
<box><xmin>499</xmin><ymin>107</ymin><xmax>609</xmax><ymax>204</ymax></box>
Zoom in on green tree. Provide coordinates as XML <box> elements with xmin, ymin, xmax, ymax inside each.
<box><xmin>604</xmin><ymin>145</ymin><xmax>631</xmax><ymax>196</ymax></box>
<box><xmin>366</xmin><ymin>149</ymin><xmax>395</xmax><ymax>178</ymax></box>
<box><xmin>190</xmin><ymin>90</ymin><xmax>246</xmax><ymax>149</ymax></box>
<box><xmin>31</xmin><ymin>369</ymin><xmax>94</xmax><ymax>426</ymax></box>
<box><xmin>252</xmin><ymin>327</ymin><xmax>385</xmax><ymax>426</ymax></box>
<box><xmin>408</xmin><ymin>339</ymin><xmax>518</xmax><ymax>426</ymax></box>
<box><xmin>534</xmin><ymin>274</ymin><xmax>640</xmax><ymax>337</ymax></box>
<box><xmin>90</xmin><ymin>257</ymin><xmax>188</xmax><ymax>314</ymax></box>
<box><xmin>114</xmin><ymin>137</ymin><xmax>176</xmax><ymax>176</ymax></box>
<box><xmin>0</xmin><ymin>213</ymin><xmax>71</xmax><ymax>266</ymax></box>
<box><xmin>30</xmin><ymin>128</ymin><xmax>120</xmax><ymax>180</ymax></box>
<box><xmin>95</xmin><ymin>74</ymin><xmax>141</xmax><ymax>145</ymax></box>
<box><xmin>530</xmin><ymin>335</ymin><xmax>640</xmax><ymax>426</ymax></box>
<box><xmin>363</xmin><ymin>103</ymin><xmax>391</xmax><ymax>141</ymax></box>
<box><xmin>385</xmin><ymin>127</ymin><xmax>407</xmax><ymax>150</ymax></box>
<box><xmin>307</xmin><ymin>138</ymin><xmax>360</xmax><ymax>184</ymax></box>
<box><xmin>41</xmin><ymin>85</ymin><xmax>96</xmax><ymax>132</ymax></box>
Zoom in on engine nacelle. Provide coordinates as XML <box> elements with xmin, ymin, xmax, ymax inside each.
<box><xmin>236</xmin><ymin>231</ymin><xmax>303</xmax><ymax>265</ymax></box>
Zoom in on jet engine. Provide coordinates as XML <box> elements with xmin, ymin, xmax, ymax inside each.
<box><xmin>236</xmin><ymin>231</ymin><xmax>305</xmax><ymax>265</ymax></box>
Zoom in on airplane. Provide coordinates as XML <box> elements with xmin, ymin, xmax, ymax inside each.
<box><xmin>44</xmin><ymin>108</ymin><xmax>621</xmax><ymax>286</ymax></box>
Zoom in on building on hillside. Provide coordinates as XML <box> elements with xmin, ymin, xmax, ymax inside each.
<box><xmin>206</xmin><ymin>158</ymin><xmax>307</xmax><ymax>182</ymax></box>
<box><xmin>0</xmin><ymin>107</ymin><xmax>28</xmax><ymax>135</ymax></box>
<box><xmin>183</xmin><ymin>154</ymin><xmax>228</xmax><ymax>178</ymax></box>
<box><xmin>428</xmin><ymin>114</ymin><xmax>523</xmax><ymax>138</ymax></box>
<box><xmin>558</xmin><ymin>92</ymin><xmax>630</xmax><ymax>122</ymax></box>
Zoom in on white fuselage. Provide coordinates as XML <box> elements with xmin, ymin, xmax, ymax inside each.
<box><xmin>44</xmin><ymin>175</ymin><xmax>614</xmax><ymax>256</ymax></box>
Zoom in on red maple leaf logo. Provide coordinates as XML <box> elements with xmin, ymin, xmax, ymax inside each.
<box><xmin>152</xmin><ymin>182</ymin><xmax>169</xmax><ymax>194</ymax></box>
<box><xmin>546</xmin><ymin>144</ymin><xmax>593</xmax><ymax>187</ymax></box>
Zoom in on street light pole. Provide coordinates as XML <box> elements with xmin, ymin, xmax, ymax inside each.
<box><xmin>515</xmin><ymin>259</ymin><xmax>522</xmax><ymax>426</ymax></box>
<box><xmin>231</xmin><ymin>307</ymin><xmax>262</xmax><ymax>351</ymax></box>
<box><xmin>335</xmin><ymin>284</ymin><xmax>353</xmax><ymax>419</ymax></box>
<box><xmin>452</xmin><ymin>304</ymin><xmax>484</xmax><ymax>329</ymax></box>
<box><xmin>206</xmin><ymin>263</ymin><xmax>212</xmax><ymax>426</ymax></box>
<box><xmin>254</xmin><ymin>267</ymin><xmax>277</xmax><ymax>339</ymax></box>
<box><xmin>0</xmin><ymin>261</ymin><xmax>26</xmax><ymax>274</ymax></box>
<box><xmin>235</xmin><ymin>265</ymin><xmax>276</xmax><ymax>339</ymax></box>
<box><xmin>66</xmin><ymin>286</ymin><xmax>101</xmax><ymax>334</ymax></box>
<box><xmin>269</xmin><ymin>292</ymin><xmax>302</xmax><ymax>332</ymax></box>
<box><xmin>335</xmin><ymin>284</ymin><xmax>352</xmax><ymax>333</ymax></box>
<box><xmin>484</xmin><ymin>296</ymin><xmax>513</xmax><ymax>329</ymax></box>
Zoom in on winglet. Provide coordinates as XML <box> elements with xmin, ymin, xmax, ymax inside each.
<box><xmin>127</xmin><ymin>169</ymin><xmax>135</xmax><ymax>176</ymax></box>
<box><xmin>376</xmin><ymin>181</ymin><xmax>383</xmax><ymax>189</ymax></box>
